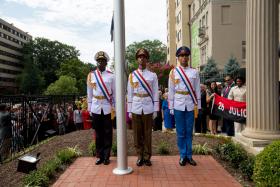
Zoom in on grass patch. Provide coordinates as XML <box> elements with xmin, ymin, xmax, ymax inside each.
<box><xmin>157</xmin><ymin>141</ymin><xmax>170</xmax><ymax>155</ymax></box>
<box><xmin>192</xmin><ymin>143</ymin><xmax>212</xmax><ymax>155</ymax></box>
<box><xmin>88</xmin><ymin>141</ymin><xmax>96</xmax><ymax>156</ymax></box>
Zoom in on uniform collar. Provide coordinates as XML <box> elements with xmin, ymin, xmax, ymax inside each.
<box><xmin>137</xmin><ymin>68</ymin><xmax>147</xmax><ymax>72</ymax></box>
<box><xmin>179</xmin><ymin>65</ymin><xmax>190</xmax><ymax>70</ymax></box>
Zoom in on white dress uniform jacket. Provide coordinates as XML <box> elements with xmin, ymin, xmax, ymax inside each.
<box><xmin>87</xmin><ymin>70</ymin><xmax>115</xmax><ymax>115</ymax></box>
<box><xmin>228</xmin><ymin>85</ymin><xmax>246</xmax><ymax>102</ymax></box>
<box><xmin>127</xmin><ymin>69</ymin><xmax>159</xmax><ymax>115</ymax></box>
<box><xmin>168</xmin><ymin>66</ymin><xmax>201</xmax><ymax>111</ymax></box>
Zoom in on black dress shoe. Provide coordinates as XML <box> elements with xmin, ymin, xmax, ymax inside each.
<box><xmin>179</xmin><ymin>158</ymin><xmax>186</xmax><ymax>166</ymax></box>
<box><xmin>186</xmin><ymin>158</ymin><xmax>197</xmax><ymax>166</ymax></box>
<box><xmin>144</xmin><ymin>159</ymin><xmax>152</xmax><ymax>166</ymax></box>
<box><xmin>136</xmin><ymin>159</ymin><xmax>144</xmax><ymax>166</ymax></box>
<box><xmin>95</xmin><ymin>158</ymin><xmax>103</xmax><ymax>165</ymax></box>
<box><xmin>103</xmin><ymin>159</ymin><xmax>110</xmax><ymax>165</ymax></box>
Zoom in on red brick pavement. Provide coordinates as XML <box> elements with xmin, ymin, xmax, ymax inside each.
<box><xmin>52</xmin><ymin>156</ymin><xmax>241</xmax><ymax>187</ymax></box>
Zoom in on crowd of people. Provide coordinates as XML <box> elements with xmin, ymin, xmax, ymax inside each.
<box><xmin>195</xmin><ymin>75</ymin><xmax>246</xmax><ymax>136</ymax></box>
<box><xmin>0</xmin><ymin>98</ymin><xmax>93</xmax><ymax>162</ymax></box>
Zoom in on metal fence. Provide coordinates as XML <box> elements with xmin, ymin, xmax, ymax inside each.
<box><xmin>0</xmin><ymin>94</ymin><xmax>80</xmax><ymax>162</ymax></box>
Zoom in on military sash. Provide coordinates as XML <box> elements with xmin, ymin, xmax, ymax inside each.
<box><xmin>175</xmin><ymin>67</ymin><xmax>198</xmax><ymax>105</ymax></box>
<box><xmin>93</xmin><ymin>70</ymin><xmax>112</xmax><ymax>103</ymax></box>
<box><xmin>133</xmin><ymin>70</ymin><xmax>154</xmax><ymax>103</ymax></box>
<box><xmin>175</xmin><ymin>67</ymin><xmax>199</xmax><ymax>118</ymax></box>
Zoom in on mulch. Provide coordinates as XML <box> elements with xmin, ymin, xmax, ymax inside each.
<box><xmin>0</xmin><ymin>129</ymin><xmax>254</xmax><ymax>187</ymax></box>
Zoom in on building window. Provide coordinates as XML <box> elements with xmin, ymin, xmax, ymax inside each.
<box><xmin>176</xmin><ymin>0</ymin><xmax>180</xmax><ymax>7</ymax></box>
<box><xmin>221</xmin><ymin>5</ymin><xmax>231</xmax><ymax>24</ymax></box>
<box><xmin>200</xmin><ymin>46</ymin><xmax>207</xmax><ymax>66</ymax></box>
<box><xmin>202</xmin><ymin>15</ymin><xmax>205</xmax><ymax>27</ymax></box>
<box><xmin>176</xmin><ymin>11</ymin><xmax>181</xmax><ymax>24</ymax></box>
<box><xmin>206</xmin><ymin>11</ymin><xmax>208</xmax><ymax>26</ymax></box>
<box><xmin>193</xmin><ymin>3</ymin><xmax>195</xmax><ymax>16</ymax></box>
<box><xmin>199</xmin><ymin>19</ymin><xmax>202</xmax><ymax>28</ymax></box>
<box><xmin>177</xmin><ymin>29</ymin><xmax>181</xmax><ymax>42</ymax></box>
<box><xmin>242</xmin><ymin>41</ymin><xmax>246</xmax><ymax>61</ymax></box>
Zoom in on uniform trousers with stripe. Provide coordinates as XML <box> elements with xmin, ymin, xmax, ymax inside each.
<box><xmin>174</xmin><ymin>109</ymin><xmax>194</xmax><ymax>159</ymax></box>
<box><xmin>132</xmin><ymin>112</ymin><xmax>153</xmax><ymax>160</ymax></box>
<box><xmin>92</xmin><ymin>110</ymin><xmax>112</xmax><ymax>160</ymax></box>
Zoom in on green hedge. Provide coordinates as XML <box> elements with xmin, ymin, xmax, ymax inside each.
<box><xmin>253</xmin><ymin>140</ymin><xmax>280</xmax><ymax>186</ymax></box>
<box><xmin>215</xmin><ymin>141</ymin><xmax>255</xmax><ymax>180</ymax></box>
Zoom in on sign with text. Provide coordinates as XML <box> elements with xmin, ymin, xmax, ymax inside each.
<box><xmin>211</xmin><ymin>94</ymin><xmax>246</xmax><ymax>123</ymax></box>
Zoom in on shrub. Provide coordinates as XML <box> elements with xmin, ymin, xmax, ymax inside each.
<box><xmin>23</xmin><ymin>170</ymin><xmax>49</xmax><ymax>187</ymax></box>
<box><xmin>239</xmin><ymin>155</ymin><xmax>255</xmax><ymax>180</ymax></box>
<box><xmin>56</xmin><ymin>146</ymin><xmax>81</xmax><ymax>164</ymax></box>
<box><xmin>112</xmin><ymin>141</ymin><xmax>117</xmax><ymax>156</ymax></box>
<box><xmin>39</xmin><ymin>158</ymin><xmax>61</xmax><ymax>177</ymax></box>
<box><xmin>192</xmin><ymin>143</ymin><xmax>212</xmax><ymax>155</ymax></box>
<box><xmin>157</xmin><ymin>141</ymin><xmax>170</xmax><ymax>155</ymax></box>
<box><xmin>227</xmin><ymin>143</ymin><xmax>247</xmax><ymax>169</ymax></box>
<box><xmin>217</xmin><ymin>142</ymin><xmax>247</xmax><ymax>168</ymax></box>
<box><xmin>88</xmin><ymin>141</ymin><xmax>96</xmax><ymax>156</ymax></box>
<box><xmin>253</xmin><ymin>140</ymin><xmax>280</xmax><ymax>186</ymax></box>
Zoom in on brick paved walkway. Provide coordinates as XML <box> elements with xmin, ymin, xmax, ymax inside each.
<box><xmin>53</xmin><ymin>156</ymin><xmax>241</xmax><ymax>187</ymax></box>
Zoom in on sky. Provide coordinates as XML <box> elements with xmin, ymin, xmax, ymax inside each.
<box><xmin>0</xmin><ymin>0</ymin><xmax>167</xmax><ymax>64</ymax></box>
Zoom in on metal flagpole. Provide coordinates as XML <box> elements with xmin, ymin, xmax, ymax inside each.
<box><xmin>112</xmin><ymin>0</ymin><xmax>133</xmax><ymax>175</ymax></box>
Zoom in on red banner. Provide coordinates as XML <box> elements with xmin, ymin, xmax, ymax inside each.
<box><xmin>211</xmin><ymin>94</ymin><xmax>246</xmax><ymax>123</ymax></box>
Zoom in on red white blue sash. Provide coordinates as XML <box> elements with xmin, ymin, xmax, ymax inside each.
<box><xmin>175</xmin><ymin>67</ymin><xmax>198</xmax><ymax>105</ymax></box>
<box><xmin>93</xmin><ymin>70</ymin><xmax>112</xmax><ymax>103</ymax></box>
<box><xmin>133</xmin><ymin>70</ymin><xmax>154</xmax><ymax>103</ymax></box>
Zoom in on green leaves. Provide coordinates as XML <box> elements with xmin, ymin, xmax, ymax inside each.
<box><xmin>125</xmin><ymin>40</ymin><xmax>167</xmax><ymax>75</ymax></box>
<box><xmin>44</xmin><ymin>75</ymin><xmax>78</xmax><ymax>95</ymax></box>
<box><xmin>253</xmin><ymin>141</ymin><xmax>280</xmax><ymax>186</ymax></box>
<box><xmin>18</xmin><ymin>37</ymin><xmax>82</xmax><ymax>94</ymax></box>
<box><xmin>224</xmin><ymin>56</ymin><xmax>240</xmax><ymax>77</ymax></box>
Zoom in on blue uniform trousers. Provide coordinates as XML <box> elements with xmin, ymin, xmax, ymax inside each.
<box><xmin>174</xmin><ymin>109</ymin><xmax>194</xmax><ymax>159</ymax></box>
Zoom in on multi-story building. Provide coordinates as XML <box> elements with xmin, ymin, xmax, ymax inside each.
<box><xmin>0</xmin><ymin>18</ymin><xmax>32</xmax><ymax>94</ymax></box>
<box><xmin>190</xmin><ymin>0</ymin><xmax>246</xmax><ymax>70</ymax></box>
<box><xmin>167</xmin><ymin>0</ymin><xmax>193</xmax><ymax>66</ymax></box>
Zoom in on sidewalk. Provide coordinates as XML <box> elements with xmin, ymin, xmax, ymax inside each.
<box><xmin>53</xmin><ymin>155</ymin><xmax>241</xmax><ymax>187</ymax></box>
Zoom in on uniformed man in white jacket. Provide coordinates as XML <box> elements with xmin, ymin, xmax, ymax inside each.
<box><xmin>87</xmin><ymin>51</ymin><xmax>115</xmax><ymax>165</ymax></box>
<box><xmin>127</xmin><ymin>48</ymin><xmax>159</xmax><ymax>166</ymax></box>
<box><xmin>168</xmin><ymin>46</ymin><xmax>201</xmax><ymax>166</ymax></box>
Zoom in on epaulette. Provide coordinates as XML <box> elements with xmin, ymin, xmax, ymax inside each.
<box><xmin>169</xmin><ymin>68</ymin><xmax>175</xmax><ymax>84</ymax></box>
<box><xmin>87</xmin><ymin>72</ymin><xmax>96</xmax><ymax>89</ymax></box>
<box><xmin>87</xmin><ymin>72</ymin><xmax>92</xmax><ymax>84</ymax></box>
<box><xmin>106</xmin><ymin>70</ymin><xmax>113</xmax><ymax>74</ymax></box>
<box><xmin>129</xmin><ymin>73</ymin><xmax>133</xmax><ymax>86</ymax></box>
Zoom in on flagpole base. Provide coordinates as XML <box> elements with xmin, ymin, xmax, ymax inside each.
<box><xmin>113</xmin><ymin>167</ymin><xmax>133</xmax><ymax>175</ymax></box>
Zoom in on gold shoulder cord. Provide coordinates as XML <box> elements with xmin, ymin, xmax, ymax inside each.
<box><xmin>87</xmin><ymin>72</ymin><xmax>96</xmax><ymax>89</ymax></box>
<box><xmin>169</xmin><ymin>69</ymin><xmax>175</xmax><ymax>84</ymax></box>
<box><xmin>129</xmin><ymin>73</ymin><xmax>133</xmax><ymax>85</ymax></box>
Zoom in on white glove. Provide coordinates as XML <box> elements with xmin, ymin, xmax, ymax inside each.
<box><xmin>153</xmin><ymin>112</ymin><xmax>157</xmax><ymax>119</ymax></box>
<box><xmin>128</xmin><ymin>112</ymin><xmax>132</xmax><ymax>119</ymax></box>
<box><xmin>170</xmin><ymin>109</ymin><xmax>174</xmax><ymax>115</ymax></box>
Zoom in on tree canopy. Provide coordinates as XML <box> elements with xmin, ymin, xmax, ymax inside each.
<box><xmin>22</xmin><ymin>37</ymin><xmax>80</xmax><ymax>87</ymax></box>
<box><xmin>56</xmin><ymin>59</ymin><xmax>95</xmax><ymax>95</ymax></box>
<box><xmin>201</xmin><ymin>57</ymin><xmax>220</xmax><ymax>83</ymax></box>
<box><xmin>44</xmin><ymin>75</ymin><xmax>78</xmax><ymax>95</ymax></box>
<box><xmin>17</xmin><ymin>54</ymin><xmax>45</xmax><ymax>94</ymax></box>
<box><xmin>223</xmin><ymin>56</ymin><xmax>240</xmax><ymax>77</ymax></box>
<box><xmin>125</xmin><ymin>40</ymin><xmax>167</xmax><ymax>74</ymax></box>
